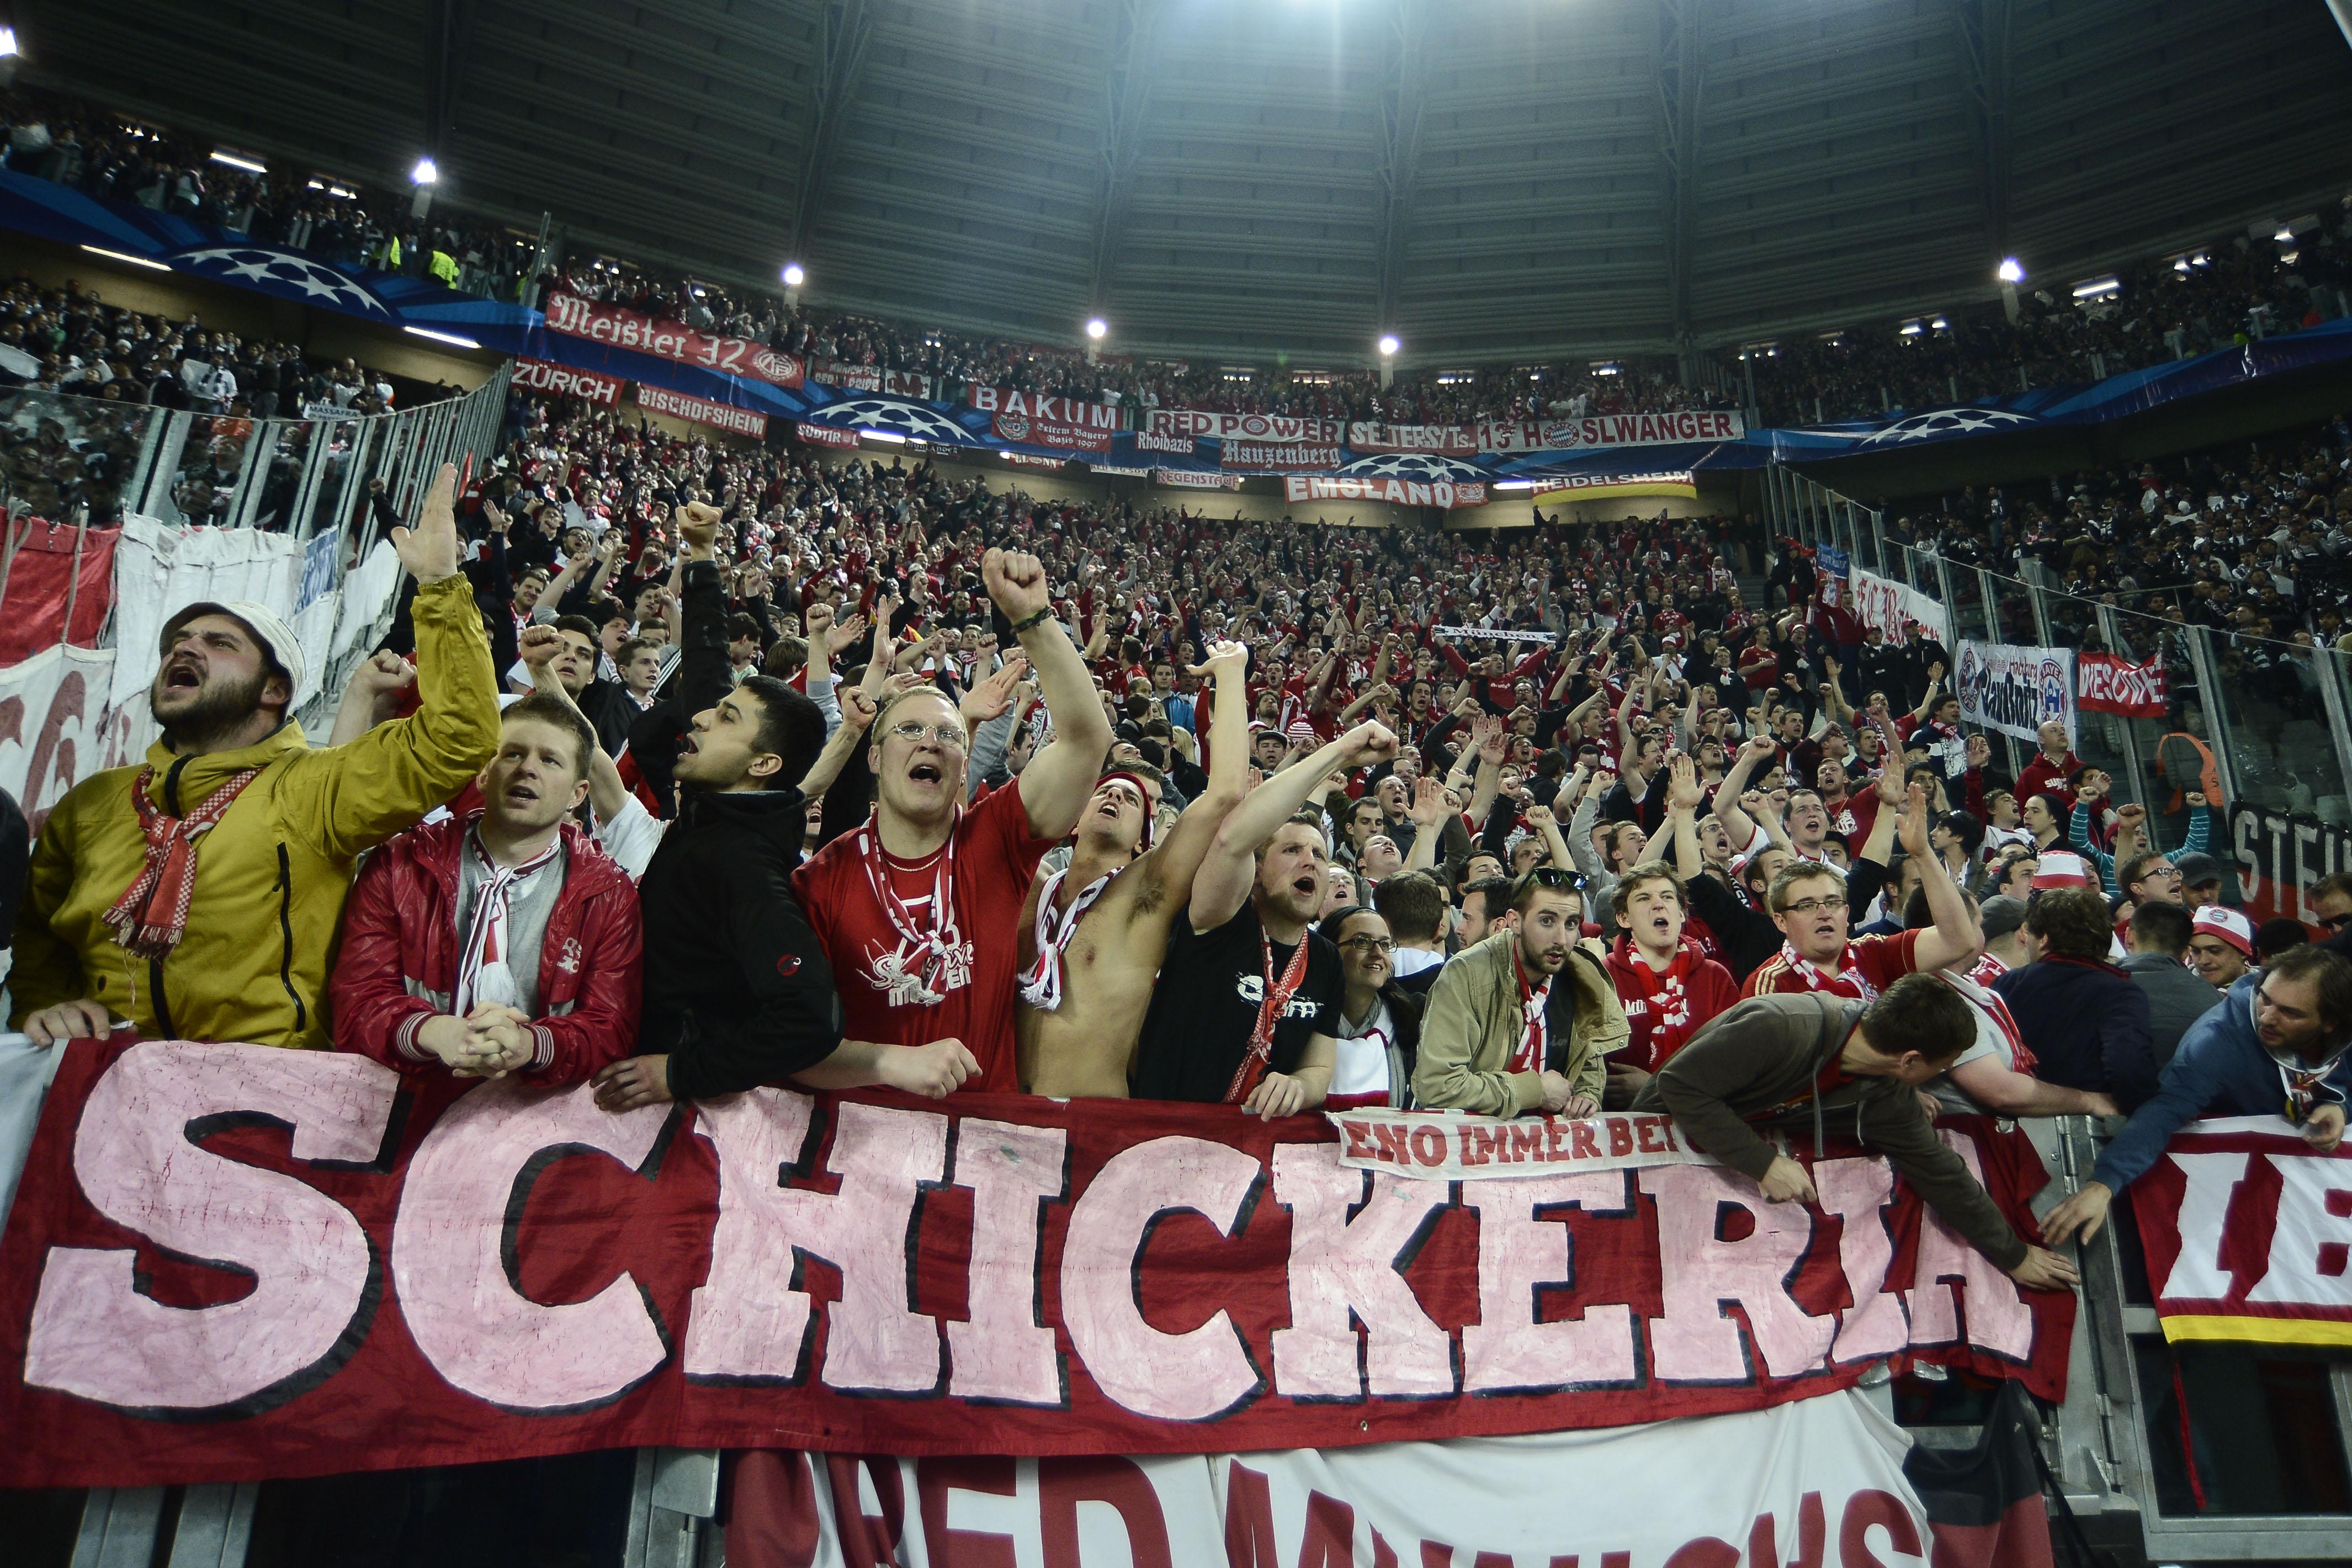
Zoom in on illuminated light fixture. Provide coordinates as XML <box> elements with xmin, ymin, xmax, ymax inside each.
<box><xmin>2174</xmin><ymin>258</ymin><xmax>2190</xmax><ymax>274</ymax></box>
<box><xmin>405</xmin><ymin>326</ymin><xmax>480</xmax><ymax>349</ymax></box>
<box><xmin>1377</xmin><ymin>333</ymin><xmax>1400</xmax><ymax>357</ymax></box>
<box><xmin>1996</xmin><ymin>257</ymin><xmax>2025</xmax><ymax>284</ymax></box>
<box><xmin>781</xmin><ymin>262</ymin><xmax>805</xmax><ymax>288</ymax></box>
<box><xmin>209</xmin><ymin>150</ymin><xmax>266</xmax><ymax>174</ymax></box>
<box><xmin>410</xmin><ymin>157</ymin><xmax>439</xmax><ymax>185</ymax></box>
<box><xmin>1930</xmin><ymin>315</ymin><xmax>1949</xmax><ymax>329</ymax></box>
<box><xmin>1085</xmin><ymin>317</ymin><xmax>1107</xmax><ymax>341</ymax></box>
<box><xmin>857</xmin><ymin>429</ymin><xmax>909</xmax><ymax>444</ymax></box>
<box><xmin>1900</xmin><ymin>322</ymin><xmax>1924</xmax><ymax>336</ymax></box>
<box><xmin>2275</xmin><ymin>226</ymin><xmax>2296</xmax><ymax>243</ymax></box>
<box><xmin>79</xmin><ymin>243</ymin><xmax>171</xmax><ymax>272</ymax></box>
<box><xmin>1492</xmin><ymin>480</ymin><xmax>1535</xmax><ymax>492</ymax></box>
<box><xmin>0</xmin><ymin>26</ymin><xmax>18</xmax><ymax>57</ymax></box>
<box><xmin>2071</xmin><ymin>276</ymin><xmax>2121</xmax><ymax>299</ymax></box>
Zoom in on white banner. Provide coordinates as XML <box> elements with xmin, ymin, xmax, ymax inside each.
<box><xmin>633</xmin><ymin>384</ymin><xmax>769</xmax><ymax>439</ymax></box>
<box><xmin>730</xmin><ymin>1390</ymin><xmax>1926</xmax><ymax>1567</ymax></box>
<box><xmin>1144</xmin><ymin>409</ymin><xmax>1347</xmax><ymax>444</ymax></box>
<box><xmin>1284</xmin><ymin>475</ymin><xmax>1489</xmax><ymax>509</ymax></box>
<box><xmin>0</xmin><ymin>644</ymin><xmax>149</xmax><ymax>835</ymax></box>
<box><xmin>1956</xmin><ymin>640</ymin><xmax>2076</xmax><ymax>747</ymax></box>
<box><xmin>1151</xmin><ymin>468</ymin><xmax>1243</xmax><ymax>490</ymax></box>
<box><xmin>1432</xmin><ymin>624</ymin><xmax>1557</xmax><ymax>644</ymax></box>
<box><xmin>1849</xmin><ymin>566</ymin><xmax>1952</xmax><ymax>649</ymax></box>
<box><xmin>1481</xmin><ymin>410</ymin><xmax>1746</xmax><ymax>453</ymax></box>
<box><xmin>1330</xmin><ymin>1109</ymin><xmax>1718</xmax><ymax>1181</ymax></box>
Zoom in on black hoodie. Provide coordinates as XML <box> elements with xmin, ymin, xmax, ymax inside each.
<box><xmin>631</xmin><ymin>557</ymin><xmax>841</xmax><ymax>1098</ymax></box>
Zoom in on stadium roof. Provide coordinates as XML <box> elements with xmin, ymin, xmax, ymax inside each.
<box><xmin>24</xmin><ymin>0</ymin><xmax>2352</xmax><ymax>368</ymax></box>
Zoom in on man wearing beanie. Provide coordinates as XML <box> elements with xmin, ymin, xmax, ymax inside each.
<box><xmin>13</xmin><ymin>463</ymin><xmax>501</xmax><ymax>1050</ymax></box>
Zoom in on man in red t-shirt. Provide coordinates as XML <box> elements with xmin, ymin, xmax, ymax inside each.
<box><xmin>1741</xmin><ymin>784</ymin><xmax>1983</xmax><ymax>1001</ymax></box>
<box><xmin>793</xmin><ymin>546</ymin><xmax>1112</xmax><ymax>1094</ymax></box>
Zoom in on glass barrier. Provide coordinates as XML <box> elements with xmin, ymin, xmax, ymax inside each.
<box><xmin>0</xmin><ymin>389</ymin><xmax>160</xmax><ymax>525</ymax></box>
<box><xmin>0</xmin><ymin>370</ymin><xmax>513</xmax><ymax>690</ymax></box>
<box><xmin>1769</xmin><ymin>463</ymin><xmax>2352</xmax><ymax>822</ymax></box>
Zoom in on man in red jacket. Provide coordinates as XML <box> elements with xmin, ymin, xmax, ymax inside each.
<box><xmin>331</xmin><ymin>693</ymin><xmax>643</xmax><ymax>1083</ymax></box>
<box><xmin>1602</xmin><ymin>860</ymin><xmax>1738</xmax><ymax>1105</ymax></box>
<box><xmin>2013</xmin><ymin>720</ymin><xmax>2082</xmax><ymax>806</ymax></box>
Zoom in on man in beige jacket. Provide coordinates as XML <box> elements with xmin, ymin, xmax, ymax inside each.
<box><xmin>1413</xmin><ymin>866</ymin><xmax>1628</xmax><ymax>1115</ymax></box>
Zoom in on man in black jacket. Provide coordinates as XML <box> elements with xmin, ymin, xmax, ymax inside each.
<box><xmin>590</xmin><ymin>502</ymin><xmax>843</xmax><ymax>1111</ymax></box>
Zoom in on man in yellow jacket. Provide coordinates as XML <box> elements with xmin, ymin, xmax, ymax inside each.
<box><xmin>12</xmin><ymin>463</ymin><xmax>502</xmax><ymax>1050</ymax></box>
<box><xmin>1412</xmin><ymin>867</ymin><xmax>1629</xmax><ymax>1116</ymax></box>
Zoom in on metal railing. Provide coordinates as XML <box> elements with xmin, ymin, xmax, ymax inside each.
<box><xmin>1762</xmin><ymin>463</ymin><xmax>2352</xmax><ymax>862</ymax></box>
<box><xmin>0</xmin><ymin>370</ymin><xmax>512</xmax><ymax>740</ymax></box>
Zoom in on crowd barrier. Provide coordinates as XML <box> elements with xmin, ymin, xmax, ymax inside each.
<box><xmin>1762</xmin><ymin>463</ymin><xmax>2352</xmax><ymax>929</ymax></box>
<box><xmin>0</xmin><ymin>373</ymin><xmax>512</xmax><ymax>826</ymax></box>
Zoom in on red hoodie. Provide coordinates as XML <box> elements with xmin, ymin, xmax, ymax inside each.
<box><xmin>1602</xmin><ymin>932</ymin><xmax>1740</xmax><ymax>1075</ymax></box>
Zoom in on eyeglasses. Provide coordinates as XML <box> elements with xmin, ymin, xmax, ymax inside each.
<box><xmin>886</xmin><ymin>720</ymin><xmax>969</xmax><ymax>751</ymax></box>
<box><xmin>1778</xmin><ymin>895</ymin><xmax>1849</xmax><ymax>916</ymax></box>
<box><xmin>2143</xmin><ymin>864</ymin><xmax>2181</xmax><ymax>881</ymax></box>
<box><xmin>1339</xmin><ymin>936</ymin><xmax>1395</xmax><ymax>954</ymax></box>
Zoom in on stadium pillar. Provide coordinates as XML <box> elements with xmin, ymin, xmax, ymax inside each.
<box><xmin>1657</xmin><ymin>0</ymin><xmax>1705</xmax><ymax>359</ymax></box>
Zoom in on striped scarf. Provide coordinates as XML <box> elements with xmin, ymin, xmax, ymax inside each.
<box><xmin>102</xmin><ymin>766</ymin><xmax>263</xmax><ymax>961</ymax></box>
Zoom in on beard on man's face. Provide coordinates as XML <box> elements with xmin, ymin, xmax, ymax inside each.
<box><xmin>152</xmin><ymin>665</ymin><xmax>270</xmax><ymax>750</ymax></box>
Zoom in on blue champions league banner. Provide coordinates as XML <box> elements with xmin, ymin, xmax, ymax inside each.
<box><xmin>10</xmin><ymin>168</ymin><xmax>2350</xmax><ymax>479</ymax></box>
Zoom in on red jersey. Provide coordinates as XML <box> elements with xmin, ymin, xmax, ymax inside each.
<box><xmin>792</xmin><ymin>779</ymin><xmax>1052</xmax><ymax>1091</ymax></box>
<box><xmin>1740</xmin><ymin>928</ymin><xmax>1923</xmax><ymax>1002</ymax></box>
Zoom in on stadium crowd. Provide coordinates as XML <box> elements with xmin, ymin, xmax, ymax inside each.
<box><xmin>1747</xmin><ymin>219</ymin><xmax>2352</xmax><ymax>426</ymax></box>
<box><xmin>0</xmin><ymin>274</ymin><xmax>465</xmax><ymax>525</ymax></box>
<box><xmin>12</xmin><ymin>82</ymin><xmax>2347</xmax><ymax>433</ymax></box>
<box><xmin>3</xmin><ymin>384</ymin><xmax>2347</xmax><ymax>1336</ymax></box>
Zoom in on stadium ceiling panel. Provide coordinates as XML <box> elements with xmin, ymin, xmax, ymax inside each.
<box><xmin>15</xmin><ymin>0</ymin><xmax>2352</xmax><ymax>368</ymax></box>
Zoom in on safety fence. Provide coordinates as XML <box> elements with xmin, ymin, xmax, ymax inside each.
<box><xmin>1763</xmin><ymin>463</ymin><xmax>2352</xmax><ymax>924</ymax></box>
<box><xmin>0</xmin><ymin>370</ymin><xmax>512</xmax><ymax>822</ymax></box>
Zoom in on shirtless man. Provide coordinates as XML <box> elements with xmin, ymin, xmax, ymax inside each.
<box><xmin>1017</xmin><ymin>641</ymin><xmax>1250</xmax><ymax>1096</ymax></box>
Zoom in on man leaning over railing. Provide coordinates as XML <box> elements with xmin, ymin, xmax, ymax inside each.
<box><xmin>10</xmin><ymin>462</ymin><xmax>502</xmax><ymax>1050</ymax></box>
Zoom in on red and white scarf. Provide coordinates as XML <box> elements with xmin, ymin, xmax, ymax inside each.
<box><xmin>455</xmin><ymin>835</ymin><xmax>563</xmax><ymax>1017</ymax></box>
<box><xmin>1016</xmin><ymin>868</ymin><xmax>1111</xmax><ymax>1013</ymax></box>
<box><xmin>103</xmin><ymin>766</ymin><xmax>263</xmax><ymax>961</ymax></box>
<box><xmin>857</xmin><ymin>821</ymin><xmax>973</xmax><ymax>1008</ymax></box>
<box><xmin>1509</xmin><ymin>948</ymin><xmax>1554</xmax><ymax>1073</ymax></box>
<box><xmin>1773</xmin><ymin>940</ymin><xmax>1873</xmax><ymax>1001</ymax></box>
<box><xmin>1624</xmin><ymin>943</ymin><xmax>1699</xmax><ymax>1067</ymax></box>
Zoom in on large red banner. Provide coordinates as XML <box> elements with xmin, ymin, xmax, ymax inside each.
<box><xmin>544</xmin><ymin>293</ymin><xmax>804</xmax><ymax>387</ymax></box>
<box><xmin>2127</xmin><ymin>1114</ymin><xmax>2352</xmax><ymax>1346</ymax></box>
<box><xmin>2077</xmin><ymin>651</ymin><xmax>2168</xmax><ymax>717</ymax></box>
<box><xmin>0</xmin><ymin>517</ymin><xmax>116</xmax><ymax>664</ymax></box>
<box><xmin>0</xmin><ymin>1040</ymin><xmax>2069</xmax><ymax>1489</ymax></box>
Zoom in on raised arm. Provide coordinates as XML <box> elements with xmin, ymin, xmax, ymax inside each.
<box><xmin>1189</xmin><ymin>720</ymin><xmax>1398</xmax><ymax>929</ymax></box>
<box><xmin>1709</xmin><ymin>733</ymin><xmax>1778</xmax><ymax>862</ymax></box>
<box><xmin>1898</xmin><ymin>781</ymin><xmax>1984</xmax><ymax>973</ymax></box>
<box><xmin>299</xmin><ymin>463</ymin><xmax>502</xmax><ymax>860</ymax></box>
<box><xmin>1664</xmin><ymin>755</ymin><xmax>1707</xmax><ymax>881</ymax></box>
<box><xmin>1131</xmin><ymin>640</ymin><xmax>1252</xmax><ymax>912</ymax></box>
<box><xmin>986</xmin><ymin>546</ymin><xmax>1112</xmax><ymax>839</ymax></box>
<box><xmin>1402</xmin><ymin>777</ymin><xmax>1449</xmax><ymax>874</ymax></box>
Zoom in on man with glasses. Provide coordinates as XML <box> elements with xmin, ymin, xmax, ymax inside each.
<box><xmin>2311</xmin><ymin>872</ymin><xmax>2352</xmax><ymax>936</ymax></box>
<box><xmin>1413</xmin><ymin>864</ymin><xmax>1629</xmax><ymax>1116</ymax></box>
<box><xmin>1742</xmin><ymin>783</ymin><xmax>1982</xmax><ymax>1001</ymax></box>
<box><xmin>1016</xmin><ymin>642</ymin><xmax>1250</xmax><ymax>1098</ymax></box>
<box><xmin>793</xmin><ymin>546</ymin><xmax>1112</xmax><ymax>1096</ymax></box>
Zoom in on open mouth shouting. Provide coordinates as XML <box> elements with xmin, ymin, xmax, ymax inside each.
<box><xmin>908</xmin><ymin>761</ymin><xmax>946</xmax><ymax>786</ymax></box>
<box><xmin>1291</xmin><ymin>871</ymin><xmax>1321</xmax><ymax>900</ymax></box>
<box><xmin>162</xmin><ymin>658</ymin><xmax>203</xmax><ymax>692</ymax></box>
<box><xmin>1646</xmin><ymin>910</ymin><xmax>1675</xmax><ymax>943</ymax></box>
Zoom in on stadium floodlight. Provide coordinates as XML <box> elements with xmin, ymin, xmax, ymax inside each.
<box><xmin>2275</xmin><ymin>226</ymin><xmax>2297</xmax><ymax>243</ymax></box>
<box><xmin>209</xmin><ymin>150</ymin><xmax>267</xmax><ymax>174</ymax></box>
<box><xmin>80</xmin><ymin>244</ymin><xmax>171</xmax><ymax>273</ymax></box>
<box><xmin>0</xmin><ymin>27</ymin><xmax>18</xmax><ymax>57</ymax></box>
<box><xmin>1377</xmin><ymin>334</ymin><xmax>1400</xmax><ymax>357</ymax></box>
<box><xmin>1995</xmin><ymin>257</ymin><xmax>2025</xmax><ymax>284</ymax></box>
<box><xmin>405</xmin><ymin>326</ymin><xmax>481</xmax><ymax>349</ymax></box>
<box><xmin>781</xmin><ymin>262</ymin><xmax>806</xmax><ymax>288</ymax></box>
<box><xmin>411</xmin><ymin>157</ymin><xmax>439</xmax><ymax>186</ymax></box>
<box><xmin>1085</xmin><ymin>317</ymin><xmax>1107</xmax><ymax>341</ymax></box>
